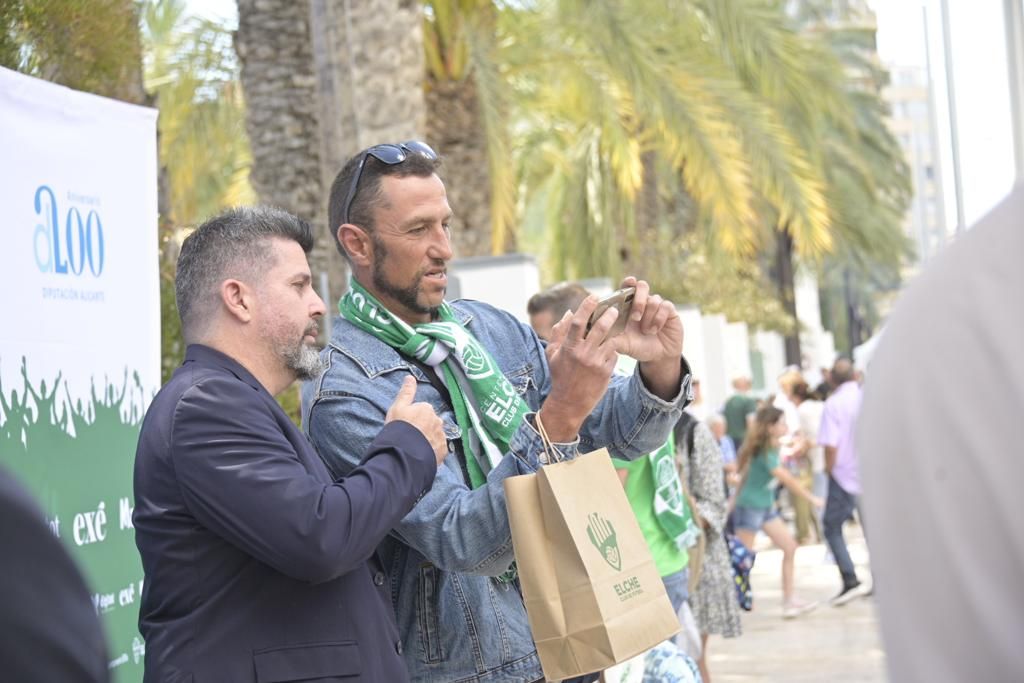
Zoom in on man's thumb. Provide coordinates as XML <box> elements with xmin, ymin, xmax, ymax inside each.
<box><xmin>393</xmin><ymin>375</ymin><xmax>417</xmax><ymax>407</ymax></box>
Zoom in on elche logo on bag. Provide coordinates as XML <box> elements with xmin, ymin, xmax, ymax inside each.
<box><xmin>586</xmin><ymin>512</ymin><xmax>621</xmax><ymax>570</ymax></box>
<box><xmin>587</xmin><ymin>511</ymin><xmax>645</xmax><ymax>602</ymax></box>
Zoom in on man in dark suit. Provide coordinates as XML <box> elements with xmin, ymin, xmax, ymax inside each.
<box><xmin>133</xmin><ymin>206</ymin><xmax>447</xmax><ymax>682</ymax></box>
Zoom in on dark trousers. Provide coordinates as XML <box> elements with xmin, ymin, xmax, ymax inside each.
<box><xmin>823</xmin><ymin>475</ymin><xmax>861</xmax><ymax>587</ymax></box>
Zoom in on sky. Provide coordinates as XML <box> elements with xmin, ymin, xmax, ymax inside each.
<box><xmin>870</xmin><ymin>0</ymin><xmax>1016</xmax><ymax>231</ymax></box>
<box><xmin>186</xmin><ymin>0</ymin><xmax>1018</xmax><ymax>231</ymax></box>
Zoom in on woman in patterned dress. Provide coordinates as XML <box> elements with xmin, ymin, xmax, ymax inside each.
<box><xmin>675</xmin><ymin>412</ymin><xmax>742</xmax><ymax>683</ymax></box>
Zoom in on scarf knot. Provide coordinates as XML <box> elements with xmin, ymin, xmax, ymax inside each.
<box><xmin>339</xmin><ymin>280</ymin><xmax>529</xmax><ymax>489</ymax></box>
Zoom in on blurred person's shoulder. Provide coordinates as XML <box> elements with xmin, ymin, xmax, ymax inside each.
<box><xmin>865</xmin><ymin>186</ymin><xmax>1024</xmax><ymax>407</ymax></box>
<box><xmin>855</xmin><ymin>175</ymin><xmax>1024</xmax><ymax>683</ymax></box>
<box><xmin>895</xmin><ymin>186</ymin><xmax>1024</xmax><ymax>330</ymax></box>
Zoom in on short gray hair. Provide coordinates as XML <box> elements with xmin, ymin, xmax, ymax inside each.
<box><xmin>175</xmin><ymin>206</ymin><xmax>314</xmax><ymax>342</ymax></box>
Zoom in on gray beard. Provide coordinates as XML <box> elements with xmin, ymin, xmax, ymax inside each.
<box><xmin>283</xmin><ymin>341</ymin><xmax>326</xmax><ymax>381</ymax></box>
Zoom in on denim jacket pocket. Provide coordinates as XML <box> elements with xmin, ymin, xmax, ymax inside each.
<box><xmin>505</xmin><ymin>363</ymin><xmax>536</xmax><ymax>397</ymax></box>
<box><xmin>416</xmin><ymin>562</ymin><xmax>443</xmax><ymax>663</ymax></box>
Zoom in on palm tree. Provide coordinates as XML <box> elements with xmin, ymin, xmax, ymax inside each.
<box><xmin>511</xmin><ymin>1</ymin><xmax>840</xmax><ymax>296</ymax></box>
<box><xmin>308</xmin><ymin>0</ymin><xmax>427</xmax><ymax>185</ymax></box>
<box><xmin>806</xmin><ymin>10</ymin><xmax>913</xmax><ymax>353</ymax></box>
<box><xmin>237</xmin><ymin>0</ymin><xmax>427</xmax><ymax>304</ymax></box>
<box><xmin>235</xmin><ymin>0</ymin><xmax>332</xmax><ymax>295</ymax></box>
<box><xmin>422</xmin><ymin>0</ymin><xmax>514</xmax><ymax>257</ymax></box>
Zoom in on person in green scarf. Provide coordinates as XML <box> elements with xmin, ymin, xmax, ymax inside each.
<box><xmin>304</xmin><ymin>141</ymin><xmax>694</xmax><ymax>683</ymax></box>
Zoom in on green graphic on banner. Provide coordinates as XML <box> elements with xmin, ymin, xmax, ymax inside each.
<box><xmin>0</xmin><ymin>357</ymin><xmax>149</xmax><ymax>681</ymax></box>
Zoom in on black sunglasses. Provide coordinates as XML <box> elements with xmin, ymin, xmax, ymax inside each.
<box><xmin>341</xmin><ymin>140</ymin><xmax>438</xmax><ymax>226</ymax></box>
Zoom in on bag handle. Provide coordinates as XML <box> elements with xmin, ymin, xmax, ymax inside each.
<box><xmin>533</xmin><ymin>412</ymin><xmax>567</xmax><ymax>464</ymax></box>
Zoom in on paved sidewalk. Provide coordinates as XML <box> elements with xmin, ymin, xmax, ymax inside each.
<box><xmin>707</xmin><ymin>524</ymin><xmax>886</xmax><ymax>682</ymax></box>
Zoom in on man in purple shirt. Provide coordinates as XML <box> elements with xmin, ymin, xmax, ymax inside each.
<box><xmin>817</xmin><ymin>357</ymin><xmax>871</xmax><ymax>606</ymax></box>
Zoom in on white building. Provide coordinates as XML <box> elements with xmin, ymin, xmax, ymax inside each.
<box><xmin>884</xmin><ymin>64</ymin><xmax>951</xmax><ymax>266</ymax></box>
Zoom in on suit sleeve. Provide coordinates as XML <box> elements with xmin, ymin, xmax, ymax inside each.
<box><xmin>171</xmin><ymin>376</ymin><xmax>436</xmax><ymax>584</ymax></box>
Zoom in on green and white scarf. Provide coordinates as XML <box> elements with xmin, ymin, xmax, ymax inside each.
<box><xmin>649</xmin><ymin>432</ymin><xmax>701</xmax><ymax>551</ymax></box>
<box><xmin>338</xmin><ymin>279</ymin><xmax>529</xmax><ymax>490</ymax></box>
<box><xmin>613</xmin><ymin>355</ymin><xmax>699</xmax><ymax>551</ymax></box>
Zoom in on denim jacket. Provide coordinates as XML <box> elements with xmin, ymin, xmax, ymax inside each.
<box><xmin>302</xmin><ymin>299</ymin><xmax>691</xmax><ymax>683</ymax></box>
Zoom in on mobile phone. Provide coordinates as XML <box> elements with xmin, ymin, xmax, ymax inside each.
<box><xmin>585</xmin><ymin>287</ymin><xmax>636</xmax><ymax>338</ymax></box>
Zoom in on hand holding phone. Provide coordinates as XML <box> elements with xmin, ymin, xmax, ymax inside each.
<box><xmin>585</xmin><ymin>287</ymin><xmax>636</xmax><ymax>339</ymax></box>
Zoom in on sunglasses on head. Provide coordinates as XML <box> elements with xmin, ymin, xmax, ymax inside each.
<box><xmin>341</xmin><ymin>140</ymin><xmax>438</xmax><ymax>226</ymax></box>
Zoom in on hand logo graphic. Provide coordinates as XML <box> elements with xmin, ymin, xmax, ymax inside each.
<box><xmin>586</xmin><ymin>512</ymin><xmax>621</xmax><ymax>570</ymax></box>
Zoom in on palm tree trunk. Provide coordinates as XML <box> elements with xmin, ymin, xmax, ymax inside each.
<box><xmin>621</xmin><ymin>150</ymin><xmax>663</xmax><ymax>280</ymax></box>
<box><xmin>426</xmin><ymin>76</ymin><xmax>492</xmax><ymax>257</ymax></box>
<box><xmin>775</xmin><ymin>227</ymin><xmax>802</xmax><ymax>366</ymax></box>
<box><xmin>307</xmin><ymin>0</ymin><xmax>426</xmax><ymax>301</ymax></box>
<box><xmin>236</xmin><ymin>0</ymin><xmax>338</xmax><ymax>296</ymax></box>
<box><xmin>238</xmin><ymin>0</ymin><xmax>426</xmax><ymax>304</ymax></box>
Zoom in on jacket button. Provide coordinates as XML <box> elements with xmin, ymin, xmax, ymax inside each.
<box><xmin>373</xmin><ymin>571</ymin><xmax>385</xmax><ymax>586</ymax></box>
<box><xmin>396</xmin><ymin>640</ymin><xmax>403</xmax><ymax>655</ymax></box>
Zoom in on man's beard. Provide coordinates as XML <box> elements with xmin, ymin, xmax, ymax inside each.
<box><xmin>371</xmin><ymin>234</ymin><xmax>443</xmax><ymax>317</ymax></box>
<box><xmin>278</xmin><ymin>322</ymin><xmax>326</xmax><ymax>381</ymax></box>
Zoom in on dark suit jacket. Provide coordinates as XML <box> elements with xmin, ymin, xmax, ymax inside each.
<box><xmin>133</xmin><ymin>344</ymin><xmax>436</xmax><ymax>682</ymax></box>
<box><xmin>0</xmin><ymin>466</ymin><xmax>109</xmax><ymax>682</ymax></box>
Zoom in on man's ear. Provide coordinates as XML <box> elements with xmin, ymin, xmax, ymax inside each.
<box><xmin>338</xmin><ymin>224</ymin><xmax>372</xmax><ymax>267</ymax></box>
<box><xmin>220</xmin><ymin>279</ymin><xmax>254</xmax><ymax>323</ymax></box>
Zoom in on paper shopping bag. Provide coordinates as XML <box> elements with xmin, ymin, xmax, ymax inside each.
<box><xmin>505</xmin><ymin>448</ymin><xmax>680</xmax><ymax>681</ymax></box>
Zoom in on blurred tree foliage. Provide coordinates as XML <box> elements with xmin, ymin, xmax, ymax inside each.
<box><xmin>505</xmin><ymin>0</ymin><xmax>840</xmax><ymax>337</ymax></box>
<box><xmin>140</xmin><ymin>0</ymin><xmax>256</xmax><ymax>388</ymax></box>
<box><xmin>415</xmin><ymin>0</ymin><xmax>910</xmax><ymax>345</ymax></box>
<box><xmin>0</xmin><ymin>0</ymin><xmax>145</xmax><ymax>102</ymax></box>
<box><xmin>142</xmin><ymin>0</ymin><xmax>254</xmax><ymax>229</ymax></box>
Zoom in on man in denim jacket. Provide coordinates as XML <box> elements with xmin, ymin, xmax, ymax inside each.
<box><xmin>303</xmin><ymin>141</ymin><xmax>693</xmax><ymax>683</ymax></box>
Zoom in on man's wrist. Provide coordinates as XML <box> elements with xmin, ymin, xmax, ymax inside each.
<box><xmin>536</xmin><ymin>402</ymin><xmax>582</xmax><ymax>443</ymax></box>
<box><xmin>638</xmin><ymin>355</ymin><xmax>684</xmax><ymax>401</ymax></box>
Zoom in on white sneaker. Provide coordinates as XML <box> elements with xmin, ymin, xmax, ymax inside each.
<box><xmin>782</xmin><ymin>598</ymin><xmax>818</xmax><ymax>619</ymax></box>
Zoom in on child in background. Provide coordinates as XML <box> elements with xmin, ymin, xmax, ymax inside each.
<box><xmin>734</xmin><ymin>406</ymin><xmax>824</xmax><ymax>619</ymax></box>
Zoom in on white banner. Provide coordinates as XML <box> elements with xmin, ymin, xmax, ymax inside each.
<box><xmin>0</xmin><ymin>66</ymin><xmax>159</xmax><ymax>681</ymax></box>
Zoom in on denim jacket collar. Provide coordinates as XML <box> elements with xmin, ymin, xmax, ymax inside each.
<box><xmin>327</xmin><ymin>300</ymin><xmax>475</xmax><ymax>380</ymax></box>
